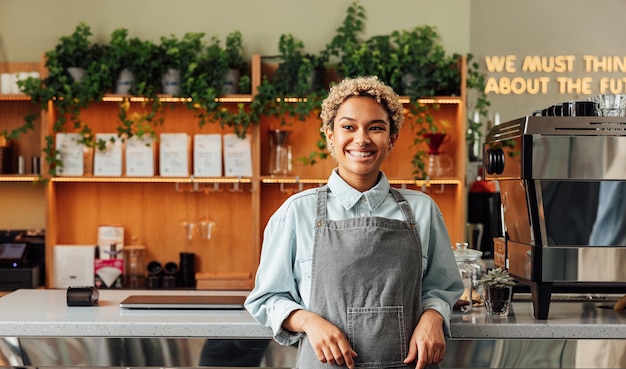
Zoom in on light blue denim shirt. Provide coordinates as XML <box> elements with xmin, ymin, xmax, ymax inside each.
<box><xmin>245</xmin><ymin>170</ymin><xmax>464</xmax><ymax>346</ymax></box>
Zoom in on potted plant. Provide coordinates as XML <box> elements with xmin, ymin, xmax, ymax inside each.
<box><xmin>251</xmin><ymin>33</ymin><xmax>325</xmax><ymax>126</ymax></box>
<box><xmin>250</xmin><ymin>33</ymin><xmax>327</xmax><ymax>165</ymax></box>
<box><xmin>50</xmin><ymin>22</ymin><xmax>105</xmax><ymax>84</ymax></box>
<box><xmin>102</xmin><ymin>28</ymin><xmax>165</xmax><ymax>148</ymax></box>
<box><xmin>157</xmin><ymin>32</ymin><xmax>205</xmax><ymax>96</ymax></box>
<box><xmin>105</xmin><ymin>28</ymin><xmax>157</xmax><ymax>95</ymax></box>
<box><xmin>477</xmin><ymin>267</ymin><xmax>517</xmax><ymax>316</ymax></box>
<box><xmin>222</xmin><ymin>30</ymin><xmax>249</xmax><ymax>94</ymax></box>
<box><xmin>181</xmin><ymin>36</ymin><xmax>228</xmax><ymax>128</ymax></box>
<box><xmin>18</xmin><ymin>22</ymin><xmax>109</xmax><ymax>176</ymax></box>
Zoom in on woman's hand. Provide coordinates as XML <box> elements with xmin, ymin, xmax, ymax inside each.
<box><xmin>403</xmin><ymin>309</ymin><xmax>446</xmax><ymax>369</ymax></box>
<box><xmin>284</xmin><ymin>310</ymin><xmax>358</xmax><ymax>368</ymax></box>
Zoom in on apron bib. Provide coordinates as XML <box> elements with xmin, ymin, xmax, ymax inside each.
<box><xmin>297</xmin><ymin>186</ymin><xmax>423</xmax><ymax>369</ymax></box>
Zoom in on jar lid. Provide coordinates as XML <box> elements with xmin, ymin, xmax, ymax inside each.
<box><xmin>453</xmin><ymin>242</ymin><xmax>483</xmax><ymax>261</ymax></box>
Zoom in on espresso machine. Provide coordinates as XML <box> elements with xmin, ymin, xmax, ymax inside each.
<box><xmin>483</xmin><ymin>114</ymin><xmax>626</xmax><ymax>319</ymax></box>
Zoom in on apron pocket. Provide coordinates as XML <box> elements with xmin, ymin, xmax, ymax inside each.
<box><xmin>347</xmin><ymin>306</ymin><xmax>407</xmax><ymax>367</ymax></box>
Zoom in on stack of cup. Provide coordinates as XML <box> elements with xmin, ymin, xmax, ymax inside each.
<box><xmin>592</xmin><ymin>94</ymin><xmax>626</xmax><ymax>117</ymax></box>
<box><xmin>179</xmin><ymin>252</ymin><xmax>196</xmax><ymax>288</ymax></box>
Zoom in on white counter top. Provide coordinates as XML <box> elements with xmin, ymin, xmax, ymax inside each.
<box><xmin>1</xmin><ymin>289</ymin><xmax>625</xmax><ymax>339</ymax></box>
<box><xmin>451</xmin><ymin>296</ymin><xmax>626</xmax><ymax>339</ymax></box>
<box><xmin>0</xmin><ymin>289</ymin><xmax>271</xmax><ymax>338</ymax></box>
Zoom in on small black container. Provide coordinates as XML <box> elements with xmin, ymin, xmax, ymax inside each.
<box><xmin>179</xmin><ymin>252</ymin><xmax>196</xmax><ymax>288</ymax></box>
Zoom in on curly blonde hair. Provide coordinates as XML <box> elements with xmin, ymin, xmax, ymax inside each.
<box><xmin>320</xmin><ymin>76</ymin><xmax>404</xmax><ymax>137</ymax></box>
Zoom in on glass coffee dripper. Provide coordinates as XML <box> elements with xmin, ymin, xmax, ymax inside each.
<box><xmin>268</xmin><ymin>129</ymin><xmax>292</xmax><ymax>176</ymax></box>
<box><xmin>424</xmin><ymin>132</ymin><xmax>453</xmax><ymax>178</ymax></box>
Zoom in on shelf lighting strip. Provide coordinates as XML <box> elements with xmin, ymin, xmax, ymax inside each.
<box><xmin>0</xmin><ymin>95</ymin><xmax>31</xmax><ymax>101</ymax></box>
<box><xmin>100</xmin><ymin>95</ymin><xmax>253</xmax><ymax>103</ymax></box>
<box><xmin>0</xmin><ymin>175</ymin><xmax>40</xmax><ymax>182</ymax></box>
<box><xmin>2</xmin><ymin>95</ymin><xmax>457</xmax><ymax>105</ymax></box>
<box><xmin>261</xmin><ymin>177</ymin><xmax>461</xmax><ymax>186</ymax></box>
<box><xmin>399</xmin><ymin>97</ymin><xmax>463</xmax><ymax>105</ymax></box>
<box><xmin>50</xmin><ymin>176</ymin><xmax>252</xmax><ymax>183</ymax></box>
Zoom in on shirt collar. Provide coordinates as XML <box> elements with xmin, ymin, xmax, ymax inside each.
<box><xmin>327</xmin><ymin>169</ymin><xmax>391</xmax><ymax>211</ymax></box>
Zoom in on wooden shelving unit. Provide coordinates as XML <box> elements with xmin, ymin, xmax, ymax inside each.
<box><xmin>0</xmin><ymin>56</ymin><xmax>467</xmax><ymax>289</ymax></box>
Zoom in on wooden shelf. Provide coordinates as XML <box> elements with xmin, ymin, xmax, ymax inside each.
<box><xmin>50</xmin><ymin>176</ymin><xmax>252</xmax><ymax>183</ymax></box>
<box><xmin>1</xmin><ymin>54</ymin><xmax>468</xmax><ymax>289</ymax></box>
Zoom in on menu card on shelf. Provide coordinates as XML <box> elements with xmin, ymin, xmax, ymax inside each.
<box><xmin>223</xmin><ymin>133</ymin><xmax>252</xmax><ymax>177</ymax></box>
<box><xmin>159</xmin><ymin>133</ymin><xmax>189</xmax><ymax>177</ymax></box>
<box><xmin>93</xmin><ymin>133</ymin><xmax>123</xmax><ymax>176</ymax></box>
<box><xmin>125</xmin><ymin>135</ymin><xmax>155</xmax><ymax>176</ymax></box>
<box><xmin>194</xmin><ymin>134</ymin><xmax>222</xmax><ymax>177</ymax></box>
<box><xmin>55</xmin><ymin>133</ymin><xmax>84</xmax><ymax>176</ymax></box>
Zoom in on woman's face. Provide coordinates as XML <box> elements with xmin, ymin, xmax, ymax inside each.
<box><xmin>325</xmin><ymin>96</ymin><xmax>397</xmax><ymax>190</ymax></box>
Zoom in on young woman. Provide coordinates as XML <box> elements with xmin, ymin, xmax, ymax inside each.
<box><xmin>245</xmin><ymin>76</ymin><xmax>463</xmax><ymax>369</ymax></box>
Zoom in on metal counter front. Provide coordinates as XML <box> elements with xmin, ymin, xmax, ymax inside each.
<box><xmin>1</xmin><ymin>290</ymin><xmax>626</xmax><ymax>368</ymax></box>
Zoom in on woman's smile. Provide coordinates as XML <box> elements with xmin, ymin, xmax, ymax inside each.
<box><xmin>325</xmin><ymin>96</ymin><xmax>397</xmax><ymax>191</ymax></box>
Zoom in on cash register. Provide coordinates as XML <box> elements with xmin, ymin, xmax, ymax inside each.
<box><xmin>0</xmin><ymin>230</ymin><xmax>45</xmax><ymax>290</ymax></box>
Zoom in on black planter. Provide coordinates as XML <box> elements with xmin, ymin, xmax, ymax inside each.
<box><xmin>485</xmin><ymin>286</ymin><xmax>513</xmax><ymax>316</ymax></box>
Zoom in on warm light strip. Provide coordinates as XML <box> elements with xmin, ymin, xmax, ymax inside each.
<box><xmin>262</xmin><ymin>177</ymin><xmax>327</xmax><ymax>184</ymax></box>
<box><xmin>275</xmin><ymin>97</ymin><xmax>309</xmax><ymax>103</ymax></box>
<box><xmin>399</xmin><ymin>97</ymin><xmax>463</xmax><ymax>105</ymax></box>
<box><xmin>261</xmin><ymin>177</ymin><xmax>461</xmax><ymax>185</ymax></box>
<box><xmin>388</xmin><ymin>179</ymin><xmax>462</xmax><ymax>185</ymax></box>
<box><xmin>0</xmin><ymin>176</ymin><xmax>41</xmax><ymax>182</ymax></box>
<box><xmin>0</xmin><ymin>95</ymin><xmax>31</xmax><ymax>101</ymax></box>
<box><xmin>217</xmin><ymin>96</ymin><xmax>253</xmax><ymax>103</ymax></box>
<box><xmin>101</xmin><ymin>95</ymin><xmax>253</xmax><ymax>104</ymax></box>
<box><xmin>50</xmin><ymin>176</ymin><xmax>251</xmax><ymax>183</ymax></box>
<box><xmin>7</xmin><ymin>94</ymin><xmax>459</xmax><ymax>105</ymax></box>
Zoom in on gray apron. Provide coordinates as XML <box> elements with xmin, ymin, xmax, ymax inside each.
<box><xmin>297</xmin><ymin>186</ymin><xmax>423</xmax><ymax>369</ymax></box>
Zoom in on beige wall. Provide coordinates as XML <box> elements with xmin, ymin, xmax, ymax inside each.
<box><xmin>6</xmin><ymin>0</ymin><xmax>626</xmax><ymax>228</ymax></box>
<box><xmin>0</xmin><ymin>0</ymin><xmax>470</xmax><ymax>230</ymax></box>
<box><xmin>4</xmin><ymin>0</ymin><xmax>625</xmax><ymax>124</ymax></box>
<box><xmin>471</xmin><ymin>0</ymin><xmax>626</xmax><ymax>123</ymax></box>
<box><xmin>0</xmin><ymin>0</ymin><xmax>470</xmax><ymax>61</ymax></box>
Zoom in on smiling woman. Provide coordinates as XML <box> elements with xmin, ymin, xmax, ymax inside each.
<box><xmin>245</xmin><ymin>76</ymin><xmax>464</xmax><ymax>369</ymax></box>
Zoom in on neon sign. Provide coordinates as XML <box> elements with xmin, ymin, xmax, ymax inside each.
<box><xmin>484</xmin><ymin>55</ymin><xmax>626</xmax><ymax>95</ymax></box>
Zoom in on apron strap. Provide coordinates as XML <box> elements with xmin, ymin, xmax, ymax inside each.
<box><xmin>315</xmin><ymin>185</ymin><xmax>329</xmax><ymax>222</ymax></box>
<box><xmin>390</xmin><ymin>187</ymin><xmax>417</xmax><ymax>228</ymax></box>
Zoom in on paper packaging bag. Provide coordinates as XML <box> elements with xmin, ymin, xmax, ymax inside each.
<box><xmin>93</xmin><ymin>133</ymin><xmax>123</xmax><ymax>176</ymax></box>
<box><xmin>159</xmin><ymin>133</ymin><xmax>190</xmax><ymax>176</ymax></box>
<box><xmin>125</xmin><ymin>135</ymin><xmax>155</xmax><ymax>176</ymax></box>
<box><xmin>53</xmin><ymin>245</ymin><xmax>96</xmax><ymax>288</ymax></box>
<box><xmin>56</xmin><ymin>133</ymin><xmax>84</xmax><ymax>176</ymax></box>
<box><xmin>194</xmin><ymin>134</ymin><xmax>222</xmax><ymax>177</ymax></box>
<box><xmin>223</xmin><ymin>133</ymin><xmax>252</xmax><ymax>177</ymax></box>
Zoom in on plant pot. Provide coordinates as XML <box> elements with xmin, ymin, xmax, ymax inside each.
<box><xmin>161</xmin><ymin>68</ymin><xmax>181</xmax><ymax>96</ymax></box>
<box><xmin>67</xmin><ymin>67</ymin><xmax>86</xmax><ymax>83</ymax></box>
<box><xmin>401</xmin><ymin>72</ymin><xmax>417</xmax><ymax>95</ymax></box>
<box><xmin>222</xmin><ymin>68</ymin><xmax>240</xmax><ymax>95</ymax></box>
<box><xmin>485</xmin><ymin>286</ymin><xmax>513</xmax><ymax>316</ymax></box>
<box><xmin>115</xmin><ymin>68</ymin><xmax>135</xmax><ymax>95</ymax></box>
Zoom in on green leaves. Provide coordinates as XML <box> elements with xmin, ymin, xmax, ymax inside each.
<box><xmin>478</xmin><ymin>267</ymin><xmax>517</xmax><ymax>288</ymax></box>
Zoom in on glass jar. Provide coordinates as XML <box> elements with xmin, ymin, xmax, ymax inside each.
<box><xmin>453</xmin><ymin>242</ymin><xmax>487</xmax><ymax>312</ymax></box>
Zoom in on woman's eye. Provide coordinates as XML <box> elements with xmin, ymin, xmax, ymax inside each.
<box><xmin>341</xmin><ymin>125</ymin><xmax>355</xmax><ymax>131</ymax></box>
